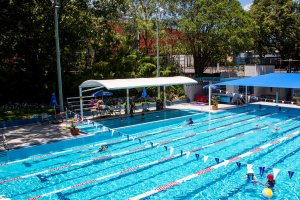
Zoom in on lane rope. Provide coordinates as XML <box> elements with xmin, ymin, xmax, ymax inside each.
<box><xmin>129</xmin><ymin>129</ymin><xmax>300</xmax><ymax>200</ymax></box>
<box><xmin>26</xmin><ymin>117</ymin><xmax>299</xmax><ymax>199</ymax></box>
<box><xmin>0</xmin><ymin>111</ymin><xmax>280</xmax><ymax>184</ymax></box>
<box><xmin>0</xmin><ymin>109</ymin><xmax>258</xmax><ymax>167</ymax></box>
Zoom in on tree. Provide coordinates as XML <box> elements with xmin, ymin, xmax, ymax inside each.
<box><xmin>166</xmin><ymin>0</ymin><xmax>254</xmax><ymax>77</ymax></box>
<box><xmin>250</xmin><ymin>0</ymin><xmax>300</xmax><ymax>60</ymax></box>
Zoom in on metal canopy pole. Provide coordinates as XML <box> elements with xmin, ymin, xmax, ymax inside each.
<box><xmin>245</xmin><ymin>86</ymin><xmax>248</xmax><ymax>105</ymax></box>
<box><xmin>209</xmin><ymin>86</ymin><xmax>211</xmax><ymax>111</ymax></box>
<box><xmin>79</xmin><ymin>87</ymin><xmax>83</xmax><ymax>118</ymax></box>
<box><xmin>163</xmin><ymin>85</ymin><xmax>166</xmax><ymax>108</ymax></box>
<box><xmin>54</xmin><ymin>0</ymin><xmax>64</xmax><ymax>112</ymax></box>
<box><xmin>156</xmin><ymin>11</ymin><xmax>160</xmax><ymax>99</ymax></box>
<box><xmin>276</xmin><ymin>88</ymin><xmax>278</xmax><ymax>105</ymax></box>
<box><xmin>126</xmin><ymin>88</ymin><xmax>130</xmax><ymax>115</ymax></box>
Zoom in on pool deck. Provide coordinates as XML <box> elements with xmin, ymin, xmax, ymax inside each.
<box><xmin>1</xmin><ymin>102</ymin><xmax>299</xmax><ymax>151</ymax></box>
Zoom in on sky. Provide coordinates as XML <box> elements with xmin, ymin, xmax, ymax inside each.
<box><xmin>239</xmin><ymin>0</ymin><xmax>253</xmax><ymax>10</ymax></box>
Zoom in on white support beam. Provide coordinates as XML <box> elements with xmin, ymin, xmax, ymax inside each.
<box><xmin>245</xmin><ymin>86</ymin><xmax>248</xmax><ymax>105</ymax></box>
<box><xmin>82</xmin><ymin>86</ymin><xmax>104</xmax><ymax>93</ymax></box>
<box><xmin>276</xmin><ymin>88</ymin><xmax>278</xmax><ymax>105</ymax></box>
<box><xmin>163</xmin><ymin>85</ymin><xmax>166</xmax><ymax>108</ymax></box>
<box><xmin>126</xmin><ymin>88</ymin><xmax>130</xmax><ymax>115</ymax></box>
<box><xmin>209</xmin><ymin>86</ymin><xmax>211</xmax><ymax>111</ymax></box>
<box><xmin>79</xmin><ymin>87</ymin><xmax>83</xmax><ymax>118</ymax></box>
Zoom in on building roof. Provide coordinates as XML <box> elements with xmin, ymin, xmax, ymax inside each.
<box><xmin>79</xmin><ymin>76</ymin><xmax>197</xmax><ymax>90</ymax></box>
<box><xmin>213</xmin><ymin>73</ymin><xmax>300</xmax><ymax>88</ymax></box>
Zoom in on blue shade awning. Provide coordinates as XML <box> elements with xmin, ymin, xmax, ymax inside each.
<box><xmin>92</xmin><ymin>90</ymin><xmax>113</xmax><ymax>97</ymax></box>
<box><xmin>213</xmin><ymin>73</ymin><xmax>300</xmax><ymax>89</ymax></box>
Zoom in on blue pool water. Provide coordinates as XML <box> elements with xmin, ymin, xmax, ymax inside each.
<box><xmin>0</xmin><ymin>105</ymin><xmax>300</xmax><ymax>199</ymax></box>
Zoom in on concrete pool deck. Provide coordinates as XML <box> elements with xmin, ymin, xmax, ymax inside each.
<box><xmin>1</xmin><ymin>102</ymin><xmax>299</xmax><ymax>151</ymax></box>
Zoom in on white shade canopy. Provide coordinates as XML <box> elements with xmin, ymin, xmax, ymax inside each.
<box><xmin>79</xmin><ymin>76</ymin><xmax>197</xmax><ymax>90</ymax></box>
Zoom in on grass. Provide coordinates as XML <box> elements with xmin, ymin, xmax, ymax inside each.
<box><xmin>0</xmin><ymin>108</ymin><xmax>54</xmax><ymax>121</ymax></box>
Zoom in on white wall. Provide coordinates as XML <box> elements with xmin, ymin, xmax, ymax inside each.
<box><xmin>184</xmin><ymin>83</ymin><xmax>203</xmax><ymax>101</ymax></box>
<box><xmin>244</xmin><ymin>65</ymin><xmax>275</xmax><ymax>77</ymax></box>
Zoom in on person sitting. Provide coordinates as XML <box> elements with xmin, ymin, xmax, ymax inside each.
<box><xmin>96</xmin><ymin>99</ymin><xmax>104</xmax><ymax>110</ymax></box>
<box><xmin>186</xmin><ymin>118</ymin><xmax>194</xmax><ymax>125</ymax></box>
<box><xmin>90</xmin><ymin>98</ymin><xmax>95</xmax><ymax>108</ymax></box>
<box><xmin>97</xmin><ymin>145</ymin><xmax>108</xmax><ymax>152</ymax></box>
<box><xmin>74</xmin><ymin>113</ymin><xmax>81</xmax><ymax>122</ymax></box>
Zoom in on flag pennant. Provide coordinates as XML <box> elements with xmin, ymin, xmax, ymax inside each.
<box><xmin>288</xmin><ymin>171</ymin><xmax>295</xmax><ymax>179</ymax></box>
<box><xmin>164</xmin><ymin>146</ymin><xmax>168</xmax><ymax>151</ymax></box>
<box><xmin>247</xmin><ymin>164</ymin><xmax>253</xmax><ymax>171</ymax></box>
<box><xmin>118</xmin><ymin>132</ymin><xmax>121</xmax><ymax>136</ymax></box>
<box><xmin>87</xmin><ymin>120</ymin><xmax>90</xmax><ymax>125</ymax></box>
<box><xmin>236</xmin><ymin>162</ymin><xmax>241</xmax><ymax>169</ymax></box>
<box><xmin>273</xmin><ymin>168</ymin><xmax>280</xmax><ymax>179</ymax></box>
<box><xmin>156</xmin><ymin>144</ymin><xmax>160</xmax><ymax>148</ymax></box>
<box><xmin>127</xmin><ymin>135</ymin><xmax>129</xmax><ymax>141</ymax></box>
<box><xmin>170</xmin><ymin>147</ymin><xmax>174</xmax><ymax>155</ymax></box>
<box><xmin>259</xmin><ymin>166</ymin><xmax>265</xmax><ymax>177</ymax></box>
<box><xmin>186</xmin><ymin>151</ymin><xmax>191</xmax><ymax>159</ymax></box>
<box><xmin>132</xmin><ymin>136</ymin><xmax>135</xmax><ymax>141</ymax></box>
<box><xmin>111</xmin><ymin>129</ymin><xmax>115</xmax><ymax>136</ymax></box>
<box><xmin>203</xmin><ymin>155</ymin><xmax>208</xmax><ymax>163</ymax></box>
<box><xmin>150</xmin><ymin>142</ymin><xmax>154</xmax><ymax>148</ymax></box>
<box><xmin>180</xmin><ymin>150</ymin><xmax>183</xmax><ymax>157</ymax></box>
<box><xmin>138</xmin><ymin>138</ymin><xmax>142</xmax><ymax>144</ymax></box>
<box><xmin>144</xmin><ymin>141</ymin><xmax>147</xmax><ymax>145</ymax></box>
<box><xmin>215</xmin><ymin>158</ymin><xmax>220</xmax><ymax>164</ymax></box>
<box><xmin>95</xmin><ymin>124</ymin><xmax>98</xmax><ymax>129</ymax></box>
<box><xmin>223</xmin><ymin>160</ymin><xmax>229</xmax><ymax>167</ymax></box>
<box><xmin>195</xmin><ymin>154</ymin><xmax>199</xmax><ymax>160</ymax></box>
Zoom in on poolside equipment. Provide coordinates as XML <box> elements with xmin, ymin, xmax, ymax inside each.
<box><xmin>262</xmin><ymin>188</ymin><xmax>273</xmax><ymax>198</ymax></box>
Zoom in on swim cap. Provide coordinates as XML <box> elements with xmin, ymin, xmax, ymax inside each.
<box><xmin>247</xmin><ymin>168</ymin><xmax>254</xmax><ymax>174</ymax></box>
<box><xmin>267</xmin><ymin>174</ymin><xmax>274</xmax><ymax>180</ymax></box>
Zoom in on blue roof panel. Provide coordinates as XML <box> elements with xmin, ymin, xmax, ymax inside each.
<box><xmin>214</xmin><ymin>73</ymin><xmax>300</xmax><ymax>88</ymax></box>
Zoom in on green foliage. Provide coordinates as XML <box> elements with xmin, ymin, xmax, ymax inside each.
<box><xmin>250</xmin><ymin>0</ymin><xmax>300</xmax><ymax>60</ymax></box>
<box><xmin>165</xmin><ymin>0</ymin><xmax>254</xmax><ymax>76</ymax></box>
<box><xmin>0</xmin><ymin>108</ymin><xmax>53</xmax><ymax>121</ymax></box>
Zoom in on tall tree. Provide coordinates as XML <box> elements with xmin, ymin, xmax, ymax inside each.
<box><xmin>166</xmin><ymin>0</ymin><xmax>254</xmax><ymax>77</ymax></box>
<box><xmin>250</xmin><ymin>0</ymin><xmax>300</xmax><ymax>60</ymax></box>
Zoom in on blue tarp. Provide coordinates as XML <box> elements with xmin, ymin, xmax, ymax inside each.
<box><xmin>213</xmin><ymin>73</ymin><xmax>300</xmax><ymax>89</ymax></box>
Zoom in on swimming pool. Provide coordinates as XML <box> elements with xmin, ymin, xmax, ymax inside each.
<box><xmin>0</xmin><ymin>105</ymin><xmax>300</xmax><ymax>199</ymax></box>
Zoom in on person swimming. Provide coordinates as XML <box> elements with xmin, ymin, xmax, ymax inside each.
<box><xmin>242</xmin><ymin>168</ymin><xmax>258</xmax><ymax>182</ymax></box>
<box><xmin>186</xmin><ymin>118</ymin><xmax>194</xmax><ymax>126</ymax></box>
<box><xmin>266</xmin><ymin>174</ymin><xmax>276</xmax><ymax>188</ymax></box>
<box><xmin>253</xmin><ymin>173</ymin><xmax>276</xmax><ymax>188</ymax></box>
<box><xmin>97</xmin><ymin>145</ymin><xmax>108</xmax><ymax>152</ymax></box>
